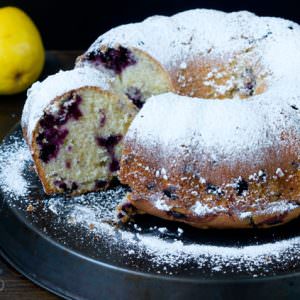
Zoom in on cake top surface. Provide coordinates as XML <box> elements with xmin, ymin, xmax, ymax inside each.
<box><xmin>87</xmin><ymin>9</ymin><xmax>300</xmax><ymax>80</ymax></box>
<box><xmin>125</xmin><ymin>90</ymin><xmax>300</xmax><ymax>173</ymax></box>
<box><xmin>22</xmin><ymin>67</ymin><xmax>112</xmax><ymax>144</ymax></box>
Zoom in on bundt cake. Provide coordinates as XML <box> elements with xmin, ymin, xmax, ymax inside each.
<box><xmin>22</xmin><ymin>9</ymin><xmax>300</xmax><ymax>228</ymax></box>
<box><xmin>22</xmin><ymin>67</ymin><xmax>137</xmax><ymax>194</ymax></box>
<box><xmin>109</xmin><ymin>9</ymin><xmax>300</xmax><ymax>229</ymax></box>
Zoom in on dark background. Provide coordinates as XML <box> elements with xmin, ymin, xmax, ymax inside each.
<box><xmin>0</xmin><ymin>0</ymin><xmax>299</xmax><ymax>50</ymax></box>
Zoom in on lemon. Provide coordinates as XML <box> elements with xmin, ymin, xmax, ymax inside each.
<box><xmin>0</xmin><ymin>7</ymin><xmax>45</xmax><ymax>95</ymax></box>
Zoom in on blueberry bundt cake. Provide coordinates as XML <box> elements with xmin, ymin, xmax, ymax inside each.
<box><xmin>22</xmin><ymin>67</ymin><xmax>137</xmax><ymax>194</ymax></box>
<box><xmin>22</xmin><ymin>9</ymin><xmax>300</xmax><ymax>228</ymax></box>
<box><xmin>115</xmin><ymin>10</ymin><xmax>300</xmax><ymax>228</ymax></box>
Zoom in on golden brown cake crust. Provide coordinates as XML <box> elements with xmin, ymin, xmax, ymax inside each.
<box><xmin>127</xmin><ymin>196</ymin><xmax>300</xmax><ymax>229</ymax></box>
<box><xmin>120</xmin><ymin>140</ymin><xmax>300</xmax><ymax>229</ymax></box>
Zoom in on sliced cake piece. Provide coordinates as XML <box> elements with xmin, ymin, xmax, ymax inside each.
<box><xmin>22</xmin><ymin>67</ymin><xmax>137</xmax><ymax>194</ymax></box>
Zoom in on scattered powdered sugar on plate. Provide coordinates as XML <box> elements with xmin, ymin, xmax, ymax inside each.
<box><xmin>122</xmin><ymin>233</ymin><xmax>300</xmax><ymax>273</ymax></box>
<box><xmin>1</xmin><ymin>131</ymin><xmax>300</xmax><ymax>277</ymax></box>
<box><xmin>42</xmin><ymin>191</ymin><xmax>300</xmax><ymax>276</ymax></box>
<box><xmin>0</xmin><ymin>136</ymin><xmax>31</xmax><ymax>197</ymax></box>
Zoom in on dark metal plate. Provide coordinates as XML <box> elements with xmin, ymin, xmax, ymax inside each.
<box><xmin>0</xmin><ymin>126</ymin><xmax>300</xmax><ymax>299</ymax></box>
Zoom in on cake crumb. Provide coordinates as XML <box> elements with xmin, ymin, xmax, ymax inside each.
<box><xmin>26</xmin><ymin>204</ymin><xmax>35</xmax><ymax>212</ymax></box>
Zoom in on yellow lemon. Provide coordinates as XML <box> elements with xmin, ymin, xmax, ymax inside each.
<box><xmin>0</xmin><ymin>7</ymin><xmax>45</xmax><ymax>95</ymax></box>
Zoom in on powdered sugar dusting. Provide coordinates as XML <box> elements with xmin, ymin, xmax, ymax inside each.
<box><xmin>0</xmin><ymin>137</ymin><xmax>31</xmax><ymax>196</ymax></box>
<box><xmin>192</xmin><ymin>201</ymin><xmax>227</xmax><ymax>216</ymax></box>
<box><xmin>85</xmin><ymin>10</ymin><xmax>245</xmax><ymax>69</ymax></box>
<box><xmin>127</xmin><ymin>234</ymin><xmax>300</xmax><ymax>269</ymax></box>
<box><xmin>254</xmin><ymin>201</ymin><xmax>299</xmax><ymax>216</ymax></box>
<box><xmin>126</xmin><ymin>92</ymin><xmax>300</xmax><ymax>167</ymax></box>
<box><xmin>85</xmin><ymin>9</ymin><xmax>300</xmax><ymax>79</ymax></box>
<box><xmin>44</xmin><ymin>192</ymin><xmax>300</xmax><ymax>275</ymax></box>
<box><xmin>154</xmin><ymin>198</ymin><xmax>171</xmax><ymax>211</ymax></box>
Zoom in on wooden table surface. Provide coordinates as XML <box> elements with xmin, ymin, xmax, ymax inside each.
<box><xmin>0</xmin><ymin>51</ymin><xmax>81</xmax><ymax>300</ymax></box>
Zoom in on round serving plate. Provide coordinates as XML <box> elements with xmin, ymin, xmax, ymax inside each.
<box><xmin>0</xmin><ymin>125</ymin><xmax>300</xmax><ymax>300</ymax></box>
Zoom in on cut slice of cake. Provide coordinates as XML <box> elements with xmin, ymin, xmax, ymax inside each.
<box><xmin>22</xmin><ymin>67</ymin><xmax>137</xmax><ymax>194</ymax></box>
